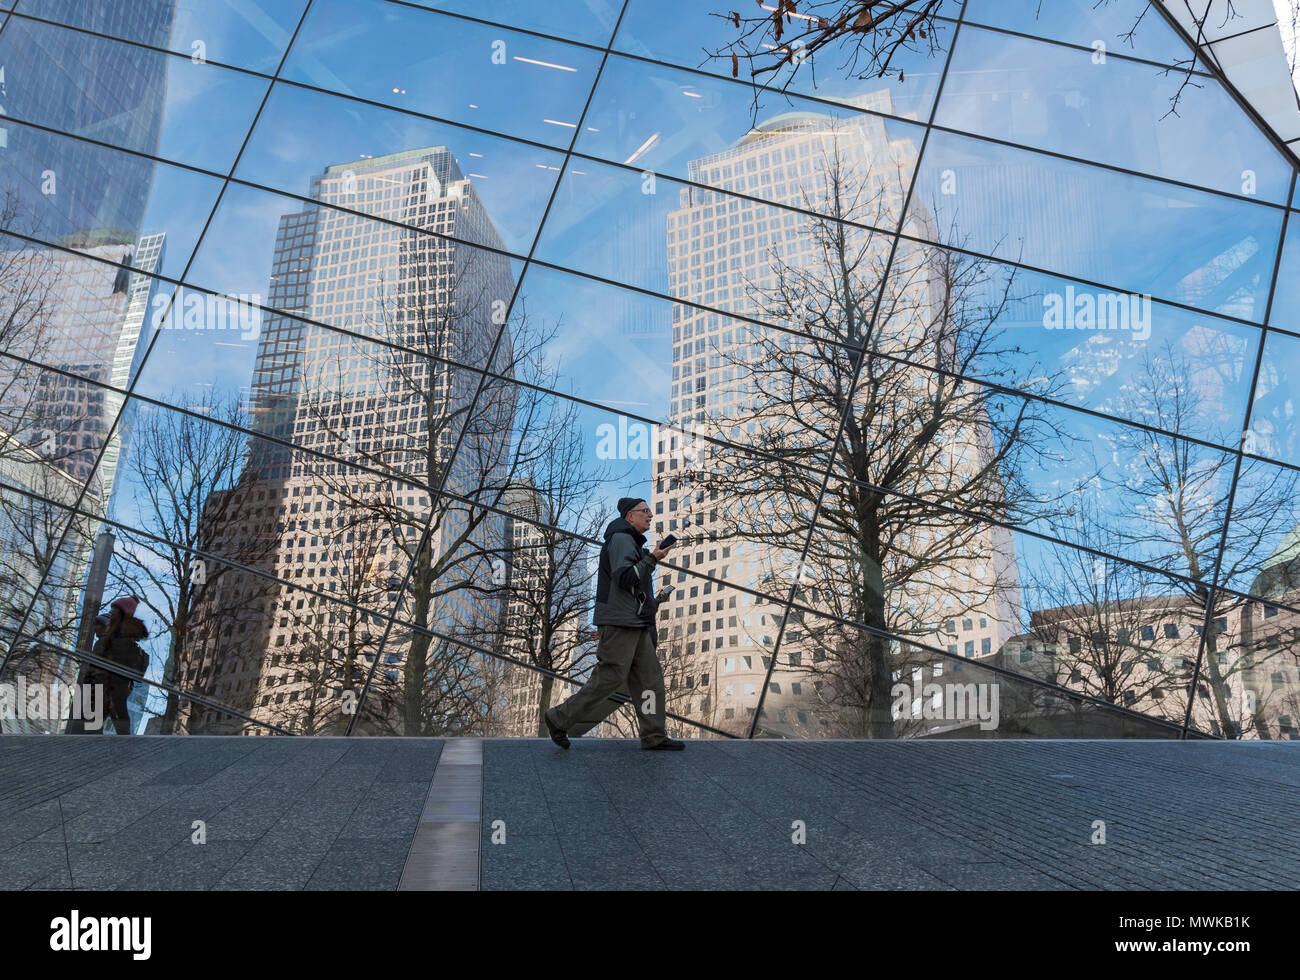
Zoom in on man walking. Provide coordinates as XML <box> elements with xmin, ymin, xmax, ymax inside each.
<box><xmin>545</xmin><ymin>497</ymin><xmax>684</xmax><ymax>751</ymax></box>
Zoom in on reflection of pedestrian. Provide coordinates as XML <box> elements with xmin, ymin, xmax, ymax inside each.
<box><xmin>545</xmin><ymin>497</ymin><xmax>684</xmax><ymax>751</ymax></box>
<box><xmin>65</xmin><ymin>614</ymin><xmax>109</xmax><ymax>735</ymax></box>
<box><xmin>67</xmin><ymin>597</ymin><xmax>148</xmax><ymax>736</ymax></box>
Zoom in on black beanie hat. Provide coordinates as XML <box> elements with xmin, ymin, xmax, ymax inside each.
<box><xmin>616</xmin><ymin>496</ymin><xmax>646</xmax><ymax>518</ymax></box>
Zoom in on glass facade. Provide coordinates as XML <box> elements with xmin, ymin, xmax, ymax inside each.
<box><xmin>1</xmin><ymin>0</ymin><xmax>1297</xmax><ymax>741</ymax></box>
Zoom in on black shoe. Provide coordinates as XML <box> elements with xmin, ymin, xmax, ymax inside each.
<box><xmin>545</xmin><ymin>711</ymin><xmax>569</xmax><ymax>749</ymax></box>
<box><xmin>642</xmin><ymin>738</ymin><xmax>685</xmax><ymax>751</ymax></box>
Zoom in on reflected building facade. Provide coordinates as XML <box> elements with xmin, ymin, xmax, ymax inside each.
<box><xmin>493</xmin><ymin>482</ymin><xmax>596</xmax><ymax>737</ymax></box>
<box><xmin>653</xmin><ymin>93</ymin><xmax>1022</xmax><ymax>737</ymax></box>
<box><xmin>181</xmin><ymin>146</ymin><xmax>516</xmax><ymax>735</ymax></box>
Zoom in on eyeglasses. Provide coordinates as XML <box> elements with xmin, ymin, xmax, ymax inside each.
<box><xmin>629</xmin><ymin>507</ymin><xmax>651</xmax><ymax>515</ymax></box>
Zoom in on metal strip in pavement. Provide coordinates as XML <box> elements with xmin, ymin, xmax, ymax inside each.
<box><xmin>398</xmin><ymin>738</ymin><xmax>482</xmax><ymax>891</ymax></box>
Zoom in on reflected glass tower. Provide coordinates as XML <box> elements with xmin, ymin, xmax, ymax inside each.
<box><xmin>181</xmin><ymin>147</ymin><xmax>516</xmax><ymax>734</ymax></box>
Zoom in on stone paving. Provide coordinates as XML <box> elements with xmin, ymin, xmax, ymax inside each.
<box><xmin>480</xmin><ymin>738</ymin><xmax>1300</xmax><ymax>890</ymax></box>
<box><xmin>1</xmin><ymin>735</ymin><xmax>1296</xmax><ymax>890</ymax></box>
<box><xmin>0</xmin><ymin>736</ymin><xmax>440</xmax><ymax>890</ymax></box>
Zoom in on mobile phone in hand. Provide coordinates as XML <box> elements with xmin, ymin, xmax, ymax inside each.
<box><xmin>659</xmin><ymin>534</ymin><xmax>677</xmax><ymax>549</ymax></box>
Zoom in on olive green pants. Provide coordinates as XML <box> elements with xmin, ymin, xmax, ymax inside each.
<box><xmin>547</xmin><ymin>624</ymin><xmax>667</xmax><ymax>747</ymax></box>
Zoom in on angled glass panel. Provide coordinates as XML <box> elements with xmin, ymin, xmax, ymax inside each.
<box><xmin>234</xmin><ymin>83</ymin><xmax>562</xmax><ymax>256</ymax></box>
<box><xmin>13</xmin><ymin>0</ymin><xmax>309</xmax><ymax>74</ymax></box>
<box><xmin>183</xmin><ymin>180</ymin><xmax>524</xmax><ymax>378</ymax></box>
<box><xmin>0</xmin><ymin>118</ymin><xmax>223</xmax><ymax>282</ymax></box>
<box><xmin>753</xmin><ymin>610</ymin><xmax>1183</xmax><ymax>738</ymax></box>
<box><xmin>406</xmin><ymin>0</ymin><xmax>620</xmax><ymax>46</ymax></box>
<box><xmin>1178</xmin><ymin>587</ymin><xmax>1265</xmax><ymax>739</ymax></box>
<box><xmin>535</xmin><ymin>157</ymin><xmax>894</xmax><ymax>324</ymax></box>
<box><xmin>281</xmin><ymin>0</ymin><xmax>603</xmax><ymax>149</ymax></box>
<box><xmin>515</xmin><ymin>263</ymin><xmax>867</xmax><ymax>469</ymax></box>
<box><xmin>0</xmin><ymin>633</ymin><xmax>118</xmax><ymax>736</ymax></box>
<box><xmin>822</xmin><ymin>370</ymin><xmax>1237</xmax><ymax>577</ymax></box>
<box><xmin>961</xmin><ymin>0</ymin><xmax>1195</xmax><ymax>66</ymax></box>
<box><xmin>659</xmin><ymin>603</ymin><xmax>778</xmax><ymax>739</ymax></box>
<box><xmin>1248</xmin><ymin>328</ymin><xmax>1300</xmax><ymax>468</ymax></box>
<box><xmin>0</xmin><ymin>473</ymin><xmax>89</xmax><ymax>665</ymax></box>
<box><xmin>0</xmin><ymin>16</ymin><xmax>269</xmax><ymax>174</ymax></box>
<box><xmin>167</xmin><ymin>557</ymin><xmax>403</xmax><ymax>736</ymax></box>
<box><xmin>1212</xmin><ymin>454</ymin><xmax>1300</xmax><ymax>607</ymax></box>
<box><xmin>479</xmin><ymin>505</ymin><xmax>602</xmax><ymax>740</ymax></box>
<box><xmin>907</xmin><ymin>129</ymin><xmax>1284</xmax><ymax>322</ymax></box>
<box><xmin>0</xmin><ymin>227</ymin><xmax>163</xmax><ymax>415</ymax></box>
<box><xmin>879</xmin><ymin>240</ymin><xmax>1257</xmax><ymax>450</ymax></box>
<box><xmin>1011</xmin><ymin>526</ymin><xmax>1219</xmax><ymax>731</ymax></box>
<box><xmin>0</xmin><ymin>360</ymin><xmax>123</xmax><ymax>506</ymax></box>
<box><xmin>0</xmin><ymin>634</ymin><xmax>98</xmax><ymax>735</ymax></box>
<box><xmin>1216</xmin><ymin>590</ymin><xmax>1300</xmax><ymax>740</ymax></box>
<box><xmin>937</xmin><ymin>24</ymin><xmax>1292</xmax><ymax>204</ymax></box>
<box><xmin>133</xmin><ymin>305</ymin><xmax>488</xmax><ymax>501</ymax></box>
<box><xmin>1266</xmin><ymin>214</ymin><xmax>1300</xmax><ymax>334</ymax></box>
<box><xmin>613</xmin><ymin>0</ymin><xmax>955</xmax><ymax>122</ymax></box>
<box><xmin>796</xmin><ymin>471</ymin><xmax>1024</xmax><ymax>657</ymax></box>
<box><xmin>577</xmin><ymin>55</ymin><xmax>922</xmax><ymax>226</ymax></box>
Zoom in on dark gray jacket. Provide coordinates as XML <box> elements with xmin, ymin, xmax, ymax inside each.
<box><xmin>593</xmin><ymin>517</ymin><xmax>659</xmax><ymax>630</ymax></box>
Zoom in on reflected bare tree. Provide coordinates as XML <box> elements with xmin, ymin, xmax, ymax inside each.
<box><xmin>108</xmin><ymin>391</ymin><xmax>275</xmax><ymax>733</ymax></box>
<box><xmin>711</xmin><ymin>0</ymin><xmax>1240</xmax><ymax>119</ymax></box>
<box><xmin>668</xmin><ymin>141</ymin><xmax>1067</xmax><ymax>737</ymax></box>
<box><xmin>485</xmin><ymin>405</ymin><xmax>611</xmax><ymax>737</ymax></box>
<box><xmin>297</xmin><ymin>241</ymin><xmax>603</xmax><ymax>735</ymax></box>
<box><xmin>1093</xmin><ymin>345</ymin><xmax>1300</xmax><ymax>737</ymax></box>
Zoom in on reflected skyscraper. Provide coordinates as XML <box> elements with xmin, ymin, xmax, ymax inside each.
<box><xmin>653</xmin><ymin>93</ymin><xmax>1022</xmax><ymax>736</ymax></box>
<box><xmin>181</xmin><ymin>147</ymin><xmax>516</xmax><ymax>735</ymax></box>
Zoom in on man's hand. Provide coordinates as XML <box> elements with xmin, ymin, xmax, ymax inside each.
<box><xmin>655</xmin><ymin>584</ymin><xmax>674</xmax><ymax>604</ymax></box>
<box><xmin>652</xmin><ymin>540</ymin><xmax>675</xmax><ymax>561</ymax></box>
